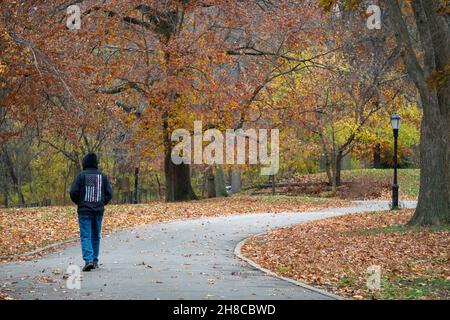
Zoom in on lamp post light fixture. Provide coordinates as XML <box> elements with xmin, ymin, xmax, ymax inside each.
<box><xmin>390</xmin><ymin>114</ymin><xmax>401</xmax><ymax>209</ymax></box>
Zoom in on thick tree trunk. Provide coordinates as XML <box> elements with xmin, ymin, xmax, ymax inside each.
<box><xmin>231</xmin><ymin>168</ymin><xmax>242</xmax><ymax>193</ymax></box>
<box><xmin>330</xmin><ymin>151</ymin><xmax>343</xmax><ymax>195</ymax></box>
<box><xmin>409</xmin><ymin>96</ymin><xmax>449</xmax><ymax>225</ymax></box>
<box><xmin>164</xmin><ymin>149</ymin><xmax>198</xmax><ymax>202</ymax></box>
<box><xmin>214</xmin><ymin>165</ymin><xmax>228</xmax><ymax>197</ymax></box>
<box><xmin>206</xmin><ymin>166</ymin><xmax>216</xmax><ymax>198</ymax></box>
<box><xmin>373</xmin><ymin>144</ymin><xmax>382</xmax><ymax>169</ymax></box>
<box><xmin>387</xmin><ymin>0</ymin><xmax>449</xmax><ymax>225</ymax></box>
<box><xmin>163</xmin><ymin>113</ymin><xmax>197</xmax><ymax>202</ymax></box>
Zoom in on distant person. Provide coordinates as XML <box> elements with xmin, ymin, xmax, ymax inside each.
<box><xmin>70</xmin><ymin>153</ymin><xmax>112</xmax><ymax>271</ymax></box>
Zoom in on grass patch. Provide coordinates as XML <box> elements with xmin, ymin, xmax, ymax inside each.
<box><xmin>337</xmin><ymin>274</ymin><xmax>450</xmax><ymax>300</ymax></box>
<box><xmin>359</xmin><ymin>224</ymin><xmax>450</xmax><ymax>236</ymax></box>
<box><xmin>275</xmin><ymin>264</ymin><xmax>292</xmax><ymax>274</ymax></box>
<box><xmin>338</xmin><ymin>274</ymin><xmax>359</xmax><ymax>287</ymax></box>
<box><xmin>377</xmin><ymin>277</ymin><xmax>450</xmax><ymax>300</ymax></box>
<box><xmin>341</xmin><ymin>213</ymin><xmax>450</xmax><ymax>236</ymax></box>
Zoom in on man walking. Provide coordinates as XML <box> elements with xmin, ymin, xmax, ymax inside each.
<box><xmin>70</xmin><ymin>153</ymin><xmax>113</xmax><ymax>271</ymax></box>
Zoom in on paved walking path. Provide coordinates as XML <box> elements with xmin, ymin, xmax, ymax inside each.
<box><xmin>0</xmin><ymin>200</ymin><xmax>416</xmax><ymax>300</ymax></box>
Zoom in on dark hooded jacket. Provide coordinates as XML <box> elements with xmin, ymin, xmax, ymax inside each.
<box><xmin>70</xmin><ymin>153</ymin><xmax>113</xmax><ymax>215</ymax></box>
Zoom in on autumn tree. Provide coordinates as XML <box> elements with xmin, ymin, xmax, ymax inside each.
<box><xmin>261</xmin><ymin>4</ymin><xmax>404</xmax><ymax>193</ymax></box>
<box><xmin>385</xmin><ymin>0</ymin><xmax>449</xmax><ymax>225</ymax></box>
<box><xmin>319</xmin><ymin>0</ymin><xmax>448</xmax><ymax>225</ymax></box>
<box><xmin>61</xmin><ymin>0</ymin><xmax>328</xmax><ymax>201</ymax></box>
<box><xmin>0</xmin><ymin>1</ymin><xmax>130</xmax><ymax>204</ymax></box>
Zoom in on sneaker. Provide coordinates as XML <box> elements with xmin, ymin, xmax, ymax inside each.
<box><xmin>82</xmin><ymin>262</ymin><xmax>95</xmax><ymax>272</ymax></box>
<box><xmin>93</xmin><ymin>262</ymin><xmax>99</xmax><ymax>269</ymax></box>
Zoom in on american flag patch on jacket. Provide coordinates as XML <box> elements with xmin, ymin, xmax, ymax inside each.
<box><xmin>84</xmin><ymin>174</ymin><xmax>102</xmax><ymax>203</ymax></box>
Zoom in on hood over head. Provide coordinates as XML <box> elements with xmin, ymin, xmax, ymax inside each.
<box><xmin>82</xmin><ymin>153</ymin><xmax>98</xmax><ymax>170</ymax></box>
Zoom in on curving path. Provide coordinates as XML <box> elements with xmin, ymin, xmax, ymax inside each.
<box><xmin>0</xmin><ymin>200</ymin><xmax>416</xmax><ymax>300</ymax></box>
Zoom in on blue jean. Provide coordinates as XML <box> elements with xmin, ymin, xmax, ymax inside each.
<box><xmin>78</xmin><ymin>214</ymin><xmax>103</xmax><ymax>263</ymax></box>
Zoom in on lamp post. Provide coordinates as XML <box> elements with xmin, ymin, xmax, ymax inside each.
<box><xmin>390</xmin><ymin>114</ymin><xmax>401</xmax><ymax>209</ymax></box>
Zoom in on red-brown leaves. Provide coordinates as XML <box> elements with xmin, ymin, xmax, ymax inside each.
<box><xmin>241</xmin><ymin>209</ymin><xmax>450</xmax><ymax>299</ymax></box>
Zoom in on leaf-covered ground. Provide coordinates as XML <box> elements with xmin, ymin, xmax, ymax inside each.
<box><xmin>253</xmin><ymin>169</ymin><xmax>420</xmax><ymax>201</ymax></box>
<box><xmin>0</xmin><ymin>195</ymin><xmax>348</xmax><ymax>261</ymax></box>
<box><xmin>241</xmin><ymin>209</ymin><xmax>450</xmax><ymax>300</ymax></box>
